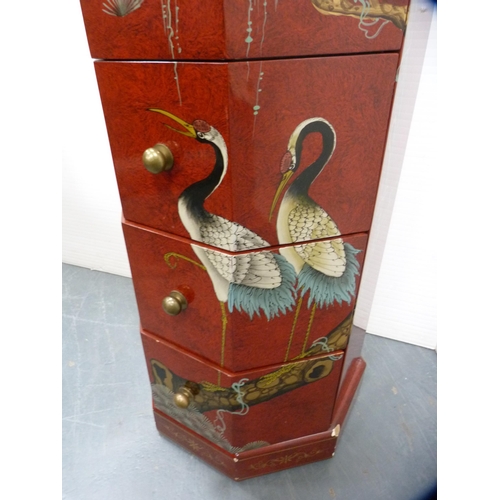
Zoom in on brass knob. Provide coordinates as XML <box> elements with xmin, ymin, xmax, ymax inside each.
<box><xmin>162</xmin><ymin>290</ymin><xmax>188</xmax><ymax>316</ymax></box>
<box><xmin>173</xmin><ymin>386</ymin><xmax>194</xmax><ymax>409</ymax></box>
<box><xmin>142</xmin><ymin>143</ymin><xmax>174</xmax><ymax>174</ymax></box>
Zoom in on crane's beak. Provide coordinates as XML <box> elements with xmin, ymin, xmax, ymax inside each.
<box><xmin>269</xmin><ymin>170</ymin><xmax>293</xmax><ymax>221</ymax></box>
<box><xmin>148</xmin><ymin>108</ymin><xmax>197</xmax><ymax>138</ymax></box>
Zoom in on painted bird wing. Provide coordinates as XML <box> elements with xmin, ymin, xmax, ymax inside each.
<box><xmin>289</xmin><ymin>203</ymin><xmax>347</xmax><ymax>277</ymax></box>
<box><xmin>288</xmin><ymin>203</ymin><xmax>341</xmax><ymax>242</ymax></box>
<box><xmin>201</xmin><ymin>215</ymin><xmax>282</xmax><ymax>289</ymax></box>
<box><xmin>294</xmin><ymin>238</ymin><xmax>347</xmax><ymax>278</ymax></box>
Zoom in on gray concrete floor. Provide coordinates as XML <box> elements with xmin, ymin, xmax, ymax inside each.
<box><xmin>62</xmin><ymin>263</ymin><xmax>436</xmax><ymax>500</ymax></box>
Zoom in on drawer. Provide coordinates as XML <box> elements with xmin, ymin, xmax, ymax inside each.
<box><xmin>141</xmin><ymin>329</ymin><xmax>345</xmax><ymax>450</ymax></box>
<box><xmin>80</xmin><ymin>0</ymin><xmax>408</xmax><ymax>61</ymax></box>
<box><xmin>123</xmin><ymin>220</ymin><xmax>367</xmax><ymax>371</ymax></box>
<box><xmin>96</xmin><ymin>54</ymin><xmax>398</xmax><ymax>245</ymax></box>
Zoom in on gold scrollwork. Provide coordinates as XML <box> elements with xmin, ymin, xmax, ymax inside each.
<box><xmin>249</xmin><ymin>449</ymin><xmax>324</xmax><ymax>470</ymax></box>
<box><xmin>164</xmin><ymin>252</ymin><xmax>207</xmax><ymax>271</ymax></box>
<box><xmin>312</xmin><ymin>0</ymin><xmax>408</xmax><ymax>31</ymax></box>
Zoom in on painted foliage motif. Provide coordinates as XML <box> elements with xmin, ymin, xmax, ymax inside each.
<box><xmin>102</xmin><ymin>0</ymin><xmax>143</xmax><ymax>17</ymax></box>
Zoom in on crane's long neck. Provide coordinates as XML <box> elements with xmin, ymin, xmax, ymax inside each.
<box><xmin>179</xmin><ymin>140</ymin><xmax>227</xmax><ymax>221</ymax></box>
<box><xmin>288</xmin><ymin>120</ymin><xmax>336</xmax><ymax>199</ymax></box>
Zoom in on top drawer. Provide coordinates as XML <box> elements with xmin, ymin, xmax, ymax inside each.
<box><xmin>80</xmin><ymin>0</ymin><xmax>409</xmax><ymax>61</ymax></box>
<box><xmin>95</xmin><ymin>53</ymin><xmax>398</xmax><ymax>248</ymax></box>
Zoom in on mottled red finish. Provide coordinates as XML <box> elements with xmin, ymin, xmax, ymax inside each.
<box><xmin>153</xmin><ymin>408</ymin><xmax>338</xmax><ymax>480</ymax></box>
<box><xmin>224</xmin><ymin>0</ymin><xmax>408</xmax><ymax>59</ymax></box>
<box><xmin>142</xmin><ymin>330</ymin><xmax>344</xmax><ymax>448</ymax></box>
<box><xmin>95</xmin><ymin>54</ymin><xmax>398</xmax><ymax>246</ymax></box>
<box><xmin>150</xmin><ymin>350</ymin><xmax>366</xmax><ymax>479</ymax></box>
<box><xmin>94</xmin><ymin>62</ymin><xmax>232</xmax><ymax>239</ymax></box>
<box><xmin>80</xmin><ymin>0</ymin><xmax>227</xmax><ymax>60</ymax></box>
<box><xmin>123</xmin><ymin>219</ymin><xmax>368</xmax><ymax>371</ymax></box>
<box><xmin>80</xmin><ymin>0</ymin><xmax>407</xmax><ymax>61</ymax></box>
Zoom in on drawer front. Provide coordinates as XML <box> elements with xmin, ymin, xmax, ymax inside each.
<box><xmin>81</xmin><ymin>0</ymin><xmax>408</xmax><ymax>60</ymax></box>
<box><xmin>123</xmin><ymin>220</ymin><xmax>367</xmax><ymax>371</ymax></box>
<box><xmin>80</xmin><ymin>0</ymin><xmax>226</xmax><ymax>61</ymax></box>
<box><xmin>96</xmin><ymin>54</ymin><xmax>398</xmax><ymax>246</ymax></box>
<box><xmin>141</xmin><ymin>330</ymin><xmax>344</xmax><ymax>449</ymax></box>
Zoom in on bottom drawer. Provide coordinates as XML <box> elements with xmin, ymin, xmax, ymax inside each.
<box><xmin>141</xmin><ymin>330</ymin><xmax>344</xmax><ymax>451</ymax></box>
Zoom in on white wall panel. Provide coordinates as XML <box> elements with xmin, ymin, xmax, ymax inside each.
<box><xmin>354</xmin><ymin>1</ymin><xmax>435</xmax><ymax>339</ymax></box>
<box><xmin>62</xmin><ymin>1</ymin><xmax>130</xmax><ymax>277</ymax></box>
<box><xmin>362</xmin><ymin>10</ymin><xmax>437</xmax><ymax>348</ymax></box>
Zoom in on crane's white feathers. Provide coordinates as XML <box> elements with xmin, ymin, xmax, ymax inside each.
<box><xmin>294</xmin><ymin>238</ymin><xmax>347</xmax><ymax>278</ymax></box>
<box><xmin>286</xmin><ymin>202</ymin><xmax>347</xmax><ymax>277</ymax></box>
<box><xmin>198</xmin><ymin>214</ymin><xmax>297</xmax><ymax>320</ymax></box>
<box><xmin>298</xmin><ymin>243</ymin><xmax>361</xmax><ymax>308</ymax></box>
<box><xmin>201</xmin><ymin>214</ymin><xmax>283</xmax><ymax>289</ymax></box>
<box><xmin>177</xmin><ymin>137</ymin><xmax>296</xmax><ymax>319</ymax></box>
<box><xmin>275</xmin><ymin>117</ymin><xmax>361</xmax><ymax>308</ymax></box>
<box><xmin>288</xmin><ymin>203</ymin><xmax>341</xmax><ymax>242</ymax></box>
<box><xmin>200</xmin><ymin>214</ymin><xmax>268</xmax><ymax>250</ymax></box>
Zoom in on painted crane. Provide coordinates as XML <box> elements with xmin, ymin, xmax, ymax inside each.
<box><xmin>149</xmin><ymin>108</ymin><xmax>296</xmax><ymax>368</ymax></box>
<box><xmin>269</xmin><ymin>117</ymin><xmax>360</xmax><ymax>361</ymax></box>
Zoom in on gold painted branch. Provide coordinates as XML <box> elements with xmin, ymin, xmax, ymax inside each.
<box><xmin>311</xmin><ymin>0</ymin><xmax>408</xmax><ymax>31</ymax></box>
<box><xmin>152</xmin><ymin>313</ymin><xmax>353</xmax><ymax>414</ymax></box>
<box><xmin>152</xmin><ymin>354</ymin><xmax>341</xmax><ymax>413</ymax></box>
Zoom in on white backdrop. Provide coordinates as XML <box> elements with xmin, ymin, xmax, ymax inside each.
<box><xmin>355</xmin><ymin>4</ymin><xmax>436</xmax><ymax>348</ymax></box>
<box><xmin>62</xmin><ymin>1</ymin><xmax>436</xmax><ymax>349</ymax></box>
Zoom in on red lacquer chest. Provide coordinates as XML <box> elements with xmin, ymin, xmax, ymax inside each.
<box><xmin>80</xmin><ymin>0</ymin><xmax>409</xmax><ymax>480</ymax></box>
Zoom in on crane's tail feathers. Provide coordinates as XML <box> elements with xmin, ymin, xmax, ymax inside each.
<box><xmin>228</xmin><ymin>255</ymin><xmax>297</xmax><ymax>321</ymax></box>
<box><xmin>299</xmin><ymin>243</ymin><xmax>361</xmax><ymax>309</ymax></box>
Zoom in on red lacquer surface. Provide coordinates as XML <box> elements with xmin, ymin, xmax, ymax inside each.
<box><xmin>224</xmin><ymin>0</ymin><xmax>408</xmax><ymax>59</ymax></box>
<box><xmin>80</xmin><ymin>0</ymin><xmax>407</xmax><ymax>61</ymax></box>
<box><xmin>142</xmin><ymin>331</ymin><xmax>344</xmax><ymax>448</ymax></box>
<box><xmin>95</xmin><ymin>62</ymin><xmax>233</xmax><ymax>238</ymax></box>
<box><xmin>123</xmin><ymin>220</ymin><xmax>367</xmax><ymax>371</ymax></box>
<box><xmin>80</xmin><ymin>0</ymin><xmax>227</xmax><ymax>60</ymax></box>
<box><xmin>150</xmin><ymin>351</ymin><xmax>365</xmax><ymax>479</ymax></box>
<box><xmin>153</xmin><ymin>408</ymin><xmax>338</xmax><ymax>480</ymax></box>
<box><xmin>96</xmin><ymin>54</ymin><xmax>398</xmax><ymax>246</ymax></box>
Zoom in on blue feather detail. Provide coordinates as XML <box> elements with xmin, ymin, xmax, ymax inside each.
<box><xmin>228</xmin><ymin>255</ymin><xmax>297</xmax><ymax>321</ymax></box>
<box><xmin>298</xmin><ymin>243</ymin><xmax>361</xmax><ymax>309</ymax></box>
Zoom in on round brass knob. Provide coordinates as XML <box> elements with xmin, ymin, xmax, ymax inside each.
<box><xmin>173</xmin><ymin>387</ymin><xmax>194</xmax><ymax>409</ymax></box>
<box><xmin>162</xmin><ymin>290</ymin><xmax>188</xmax><ymax>316</ymax></box>
<box><xmin>142</xmin><ymin>143</ymin><xmax>174</xmax><ymax>174</ymax></box>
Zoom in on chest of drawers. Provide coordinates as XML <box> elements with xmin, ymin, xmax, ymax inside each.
<box><xmin>80</xmin><ymin>0</ymin><xmax>408</xmax><ymax>480</ymax></box>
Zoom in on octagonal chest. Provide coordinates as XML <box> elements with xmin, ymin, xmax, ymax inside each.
<box><xmin>79</xmin><ymin>0</ymin><xmax>409</xmax><ymax>479</ymax></box>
